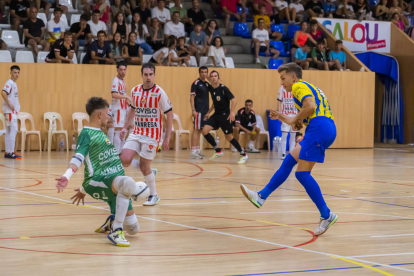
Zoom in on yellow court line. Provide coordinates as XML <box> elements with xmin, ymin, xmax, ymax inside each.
<box><xmin>0</xmin><ymin>195</ymin><xmax>97</xmax><ymax>210</ymax></box>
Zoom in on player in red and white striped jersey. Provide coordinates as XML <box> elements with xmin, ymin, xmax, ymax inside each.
<box><xmin>119</xmin><ymin>63</ymin><xmax>173</xmax><ymax>206</ymax></box>
<box><xmin>111</xmin><ymin>63</ymin><xmax>132</xmax><ymax>154</ymax></box>
<box><xmin>277</xmin><ymin>85</ymin><xmax>299</xmax><ymax>160</ymax></box>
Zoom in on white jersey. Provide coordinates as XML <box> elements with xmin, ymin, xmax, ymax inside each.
<box><xmin>278</xmin><ymin>86</ymin><xmax>298</xmax><ymax>116</ymax></box>
<box><xmin>2</xmin><ymin>79</ymin><xmax>20</xmax><ymax>114</ymax></box>
<box><xmin>111</xmin><ymin>76</ymin><xmax>128</xmax><ymax>111</ymax></box>
<box><xmin>131</xmin><ymin>84</ymin><xmax>172</xmax><ymax>143</ymax></box>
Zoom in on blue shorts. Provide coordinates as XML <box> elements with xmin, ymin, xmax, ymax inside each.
<box><xmin>299</xmin><ymin>117</ymin><xmax>336</xmax><ymax>163</ymax></box>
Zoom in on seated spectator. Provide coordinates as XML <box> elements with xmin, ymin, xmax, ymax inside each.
<box><xmin>79</xmin><ymin>0</ymin><xmax>93</xmax><ymax>15</ymax></box>
<box><xmin>310</xmin><ymin>39</ymin><xmax>328</xmax><ymax>70</ymax></box>
<box><xmin>130</xmin><ymin>12</ymin><xmax>153</xmax><ymax>54</ymax></box>
<box><xmin>110</xmin><ymin>32</ymin><xmax>125</xmax><ymax>61</ymax></box>
<box><xmin>10</xmin><ymin>0</ymin><xmax>30</xmax><ymax>31</ymax></box>
<box><xmin>45</xmin><ymin>32</ymin><xmax>74</xmax><ymax>63</ymax></box>
<box><xmin>233</xmin><ymin>100</ymin><xmax>260</xmax><ymax>153</ymax></box>
<box><xmin>82</xmin><ymin>30</ymin><xmax>116</xmax><ymax>64</ymax></box>
<box><xmin>36</xmin><ymin>0</ymin><xmax>52</xmax><ymax>19</ymax></box>
<box><xmin>221</xmin><ymin>0</ymin><xmax>246</xmax><ymax>36</ymax></box>
<box><xmin>309</xmin><ymin>19</ymin><xmax>326</xmax><ymax>46</ymax></box>
<box><xmin>276</xmin><ymin>0</ymin><xmax>296</xmax><ymax>24</ymax></box>
<box><xmin>304</xmin><ymin>0</ymin><xmax>324</xmax><ymax>21</ymax></box>
<box><xmin>94</xmin><ymin>0</ymin><xmax>111</xmax><ymax>24</ymax></box>
<box><xmin>291</xmin><ymin>21</ymin><xmax>316</xmax><ymax>57</ymax></box>
<box><xmin>132</xmin><ymin>0</ymin><xmax>151</xmax><ymax>26</ymax></box>
<box><xmin>148</xmin><ymin>17</ymin><xmax>165</xmax><ymax>51</ymax></box>
<box><xmin>375</xmin><ymin>0</ymin><xmax>389</xmax><ymax>20</ymax></box>
<box><xmin>164</xmin><ymin>11</ymin><xmax>185</xmax><ymax>39</ymax></box>
<box><xmin>329</xmin><ymin>40</ymin><xmax>347</xmax><ymax>71</ymax></box>
<box><xmin>175</xmin><ymin>36</ymin><xmax>191</xmax><ymax>66</ymax></box>
<box><xmin>252</xmin><ymin>18</ymin><xmax>280</xmax><ymax>64</ymax></box>
<box><xmin>111</xmin><ymin>0</ymin><xmax>131</xmax><ymax>23</ymax></box>
<box><xmin>150</xmin><ymin>35</ymin><xmax>189</xmax><ymax>66</ymax></box>
<box><xmin>253</xmin><ymin>0</ymin><xmax>278</xmax><ymax>24</ymax></box>
<box><xmin>123</xmin><ymin>32</ymin><xmax>143</xmax><ymax>64</ymax></box>
<box><xmin>294</xmin><ymin>41</ymin><xmax>312</xmax><ymax>70</ymax></box>
<box><xmin>204</xmin><ymin>19</ymin><xmax>220</xmax><ymax>45</ymax></box>
<box><xmin>88</xmin><ymin>9</ymin><xmax>110</xmax><ymax>41</ymax></box>
<box><xmin>70</xmin><ymin>14</ymin><xmax>92</xmax><ymax>54</ymax></box>
<box><xmin>46</xmin><ymin>0</ymin><xmax>69</xmax><ymax>15</ymax></box>
<box><xmin>205</xmin><ymin>36</ymin><xmax>226</xmax><ymax>67</ymax></box>
<box><xmin>402</xmin><ymin>1</ymin><xmax>411</xmax><ymax>14</ymax></box>
<box><xmin>23</xmin><ymin>7</ymin><xmax>50</xmax><ymax>56</ymax></box>
<box><xmin>170</xmin><ymin>0</ymin><xmax>188</xmax><ymax>23</ymax></box>
<box><xmin>187</xmin><ymin>0</ymin><xmax>207</xmax><ymax>34</ymax></box>
<box><xmin>388</xmin><ymin>0</ymin><xmax>409</xmax><ymax>26</ymax></box>
<box><xmin>334</xmin><ymin>0</ymin><xmax>355</xmax><ymax>18</ymax></box>
<box><xmin>323</xmin><ymin>0</ymin><xmax>336</xmax><ymax>18</ymax></box>
<box><xmin>254</xmin><ymin>5</ymin><xmax>282</xmax><ymax>41</ymax></box>
<box><xmin>47</xmin><ymin>8</ymin><xmax>67</xmax><ymax>45</ymax></box>
<box><xmin>151</xmin><ymin>0</ymin><xmax>171</xmax><ymax>26</ymax></box>
<box><xmin>353</xmin><ymin>0</ymin><xmax>370</xmax><ymax>20</ymax></box>
<box><xmin>289</xmin><ymin>0</ymin><xmax>305</xmax><ymax>23</ymax></box>
<box><xmin>391</xmin><ymin>12</ymin><xmax>407</xmax><ymax>29</ymax></box>
<box><xmin>189</xmin><ymin>23</ymin><xmax>207</xmax><ymax>62</ymax></box>
<box><xmin>112</xmin><ymin>12</ymin><xmax>129</xmax><ymax>42</ymax></box>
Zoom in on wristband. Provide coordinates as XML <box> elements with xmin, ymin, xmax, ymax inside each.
<box><xmin>63</xmin><ymin>168</ymin><xmax>75</xmax><ymax>181</ymax></box>
<box><xmin>79</xmin><ymin>186</ymin><xmax>86</xmax><ymax>195</ymax></box>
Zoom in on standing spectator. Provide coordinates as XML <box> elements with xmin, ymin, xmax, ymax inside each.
<box><xmin>148</xmin><ymin>17</ymin><xmax>165</xmax><ymax>51</ymax></box>
<box><xmin>132</xmin><ymin>0</ymin><xmax>151</xmax><ymax>26</ymax></box>
<box><xmin>23</xmin><ymin>7</ymin><xmax>49</xmax><ymax>56</ymax></box>
<box><xmin>47</xmin><ymin>8</ymin><xmax>67</xmax><ymax>45</ymax></box>
<box><xmin>252</xmin><ymin>18</ymin><xmax>280</xmax><ymax>64</ymax></box>
<box><xmin>205</xmin><ymin>36</ymin><xmax>226</xmax><ymax>67</ymax></box>
<box><xmin>10</xmin><ymin>0</ymin><xmax>30</xmax><ymax>31</ymax></box>
<box><xmin>70</xmin><ymin>14</ymin><xmax>92</xmax><ymax>54</ymax></box>
<box><xmin>88</xmin><ymin>9</ymin><xmax>109</xmax><ymax>41</ymax></box>
<box><xmin>310</xmin><ymin>39</ymin><xmax>328</xmax><ymax>70</ymax></box>
<box><xmin>304</xmin><ymin>0</ymin><xmax>324</xmax><ymax>21</ymax></box>
<box><xmin>94</xmin><ymin>0</ymin><xmax>111</xmax><ymax>24</ymax></box>
<box><xmin>110</xmin><ymin>32</ymin><xmax>125</xmax><ymax>61</ymax></box>
<box><xmin>334</xmin><ymin>0</ymin><xmax>355</xmax><ymax>18</ymax></box>
<box><xmin>294</xmin><ymin>41</ymin><xmax>312</xmax><ymax>70</ymax></box>
<box><xmin>233</xmin><ymin>100</ymin><xmax>260</xmax><ymax>153</ymax></box>
<box><xmin>151</xmin><ymin>0</ymin><xmax>171</xmax><ymax>26</ymax></box>
<box><xmin>323</xmin><ymin>0</ymin><xmax>337</xmax><ymax>18</ymax></box>
<box><xmin>82</xmin><ymin>30</ymin><xmax>116</xmax><ymax>64</ymax></box>
<box><xmin>111</xmin><ymin>0</ymin><xmax>131</xmax><ymax>23</ymax></box>
<box><xmin>123</xmin><ymin>32</ymin><xmax>143</xmax><ymax>64</ymax></box>
<box><xmin>130</xmin><ymin>12</ymin><xmax>152</xmax><ymax>54</ymax></box>
<box><xmin>170</xmin><ymin>0</ymin><xmax>188</xmax><ymax>23</ymax></box>
<box><xmin>253</xmin><ymin>0</ymin><xmax>277</xmax><ymax>23</ymax></box>
<box><xmin>189</xmin><ymin>23</ymin><xmax>207</xmax><ymax>62</ymax></box>
<box><xmin>187</xmin><ymin>0</ymin><xmax>207</xmax><ymax>34</ymax></box>
<box><xmin>329</xmin><ymin>40</ymin><xmax>347</xmax><ymax>71</ymax></box>
<box><xmin>222</xmin><ymin>0</ymin><xmax>246</xmax><ymax>35</ymax></box>
<box><xmin>309</xmin><ymin>19</ymin><xmax>326</xmax><ymax>46</ymax></box>
<box><xmin>204</xmin><ymin>19</ymin><xmax>220</xmax><ymax>45</ymax></box>
<box><xmin>164</xmin><ymin>11</ymin><xmax>185</xmax><ymax>39</ymax></box>
<box><xmin>276</xmin><ymin>0</ymin><xmax>295</xmax><ymax>24</ymax></box>
<box><xmin>112</xmin><ymin>12</ymin><xmax>129</xmax><ymax>42</ymax></box>
<box><xmin>376</xmin><ymin>0</ymin><xmax>389</xmax><ymax>20</ymax></box>
<box><xmin>353</xmin><ymin>0</ymin><xmax>370</xmax><ymax>20</ymax></box>
<box><xmin>254</xmin><ymin>5</ymin><xmax>283</xmax><ymax>41</ymax></box>
<box><xmin>45</xmin><ymin>32</ymin><xmax>75</xmax><ymax>63</ymax></box>
<box><xmin>175</xmin><ymin>36</ymin><xmax>191</xmax><ymax>66</ymax></box>
<box><xmin>289</xmin><ymin>0</ymin><xmax>304</xmax><ymax>23</ymax></box>
<box><xmin>291</xmin><ymin>21</ymin><xmax>316</xmax><ymax>58</ymax></box>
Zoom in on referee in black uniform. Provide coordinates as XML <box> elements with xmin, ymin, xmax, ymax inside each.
<box><xmin>202</xmin><ymin>71</ymin><xmax>249</xmax><ymax>164</ymax></box>
<box><xmin>190</xmin><ymin>66</ymin><xmax>210</xmax><ymax>159</ymax></box>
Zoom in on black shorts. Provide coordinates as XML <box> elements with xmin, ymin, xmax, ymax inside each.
<box><xmin>193</xmin><ymin>112</ymin><xmax>207</xmax><ymax>130</ymax></box>
<box><xmin>236</xmin><ymin>125</ymin><xmax>253</xmax><ymax>133</ymax></box>
<box><xmin>259</xmin><ymin>45</ymin><xmax>276</xmax><ymax>52</ymax></box>
<box><xmin>205</xmin><ymin>114</ymin><xmax>233</xmax><ymax>135</ymax></box>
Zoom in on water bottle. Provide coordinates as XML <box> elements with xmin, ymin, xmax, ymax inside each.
<box><xmin>59</xmin><ymin>137</ymin><xmax>65</xmax><ymax>152</ymax></box>
<box><xmin>52</xmin><ymin>116</ymin><xmax>57</xmax><ymax>131</ymax></box>
<box><xmin>272</xmin><ymin>136</ymin><xmax>279</xmax><ymax>152</ymax></box>
<box><xmin>215</xmin><ymin>136</ymin><xmax>220</xmax><ymax>147</ymax></box>
<box><xmin>71</xmin><ymin>135</ymin><xmax>76</xmax><ymax>151</ymax></box>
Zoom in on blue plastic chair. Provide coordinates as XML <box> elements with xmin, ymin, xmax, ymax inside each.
<box><xmin>270</xmin><ymin>41</ymin><xmax>289</xmax><ymax>57</ymax></box>
<box><xmin>288</xmin><ymin>25</ymin><xmax>301</xmax><ymax>39</ymax></box>
<box><xmin>271</xmin><ymin>24</ymin><xmax>285</xmax><ymax>36</ymax></box>
<box><xmin>269</xmin><ymin>58</ymin><xmax>284</xmax><ymax>69</ymax></box>
<box><xmin>234</xmin><ymin>22</ymin><xmax>250</xmax><ymax>37</ymax></box>
<box><xmin>237</xmin><ymin>6</ymin><xmax>248</xmax><ymax>14</ymax></box>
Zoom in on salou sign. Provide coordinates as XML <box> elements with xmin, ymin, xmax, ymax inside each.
<box><xmin>316</xmin><ymin>18</ymin><xmax>391</xmax><ymax>53</ymax></box>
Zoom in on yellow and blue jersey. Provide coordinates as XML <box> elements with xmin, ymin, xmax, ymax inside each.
<box><xmin>292</xmin><ymin>80</ymin><xmax>334</xmax><ymax>125</ymax></box>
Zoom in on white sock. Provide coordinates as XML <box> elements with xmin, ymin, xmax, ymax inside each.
<box><xmin>124</xmin><ymin>214</ymin><xmax>139</xmax><ymax>235</ymax></box>
<box><xmin>113</xmin><ymin>194</ymin><xmax>129</xmax><ymax>230</ymax></box>
<box><xmin>191</xmin><ymin>146</ymin><xmax>197</xmax><ymax>154</ymax></box>
<box><xmin>8</xmin><ymin>126</ymin><xmax>17</xmax><ymax>153</ymax></box>
<box><xmin>289</xmin><ymin>132</ymin><xmax>296</xmax><ymax>152</ymax></box>
<box><xmin>107</xmin><ymin>128</ymin><xmax>115</xmax><ymax>144</ymax></box>
<box><xmin>131</xmin><ymin>159</ymin><xmax>142</xmax><ymax>172</ymax></box>
<box><xmin>281</xmin><ymin>132</ymin><xmax>288</xmax><ymax>155</ymax></box>
<box><xmin>5</xmin><ymin>126</ymin><xmax>10</xmax><ymax>153</ymax></box>
<box><xmin>144</xmin><ymin>172</ymin><xmax>156</xmax><ymax>196</ymax></box>
<box><xmin>114</xmin><ymin>130</ymin><xmax>123</xmax><ymax>153</ymax></box>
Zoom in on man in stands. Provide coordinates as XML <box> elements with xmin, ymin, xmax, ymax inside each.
<box><xmin>82</xmin><ymin>30</ymin><xmax>115</xmax><ymax>64</ymax></box>
<box><xmin>70</xmin><ymin>14</ymin><xmax>92</xmax><ymax>54</ymax></box>
<box><xmin>151</xmin><ymin>0</ymin><xmax>171</xmax><ymax>27</ymax></box>
<box><xmin>47</xmin><ymin>8</ymin><xmax>67</xmax><ymax>45</ymax></box>
<box><xmin>10</xmin><ymin>0</ymin><xmax>30</xmax><ymax>31</ymax></box>
<box><xmin>294</xmin><ymin>41</ymin><xmax>312</xmax><ymax>70</ymax></box>
<box><xmin>170</xmin><ymin>0</ymin><xmax>189</xmax><ymax>24</ymax></box>
<box><xmin>164</xmin><ymin>11</ymin><xmax>185</xmax><ymax>39</ymax></box>
<box><xmin>88</xmin><ymin>9</ymin><xmax>109</xmax><ymax>41</ymax></box>
<box><xmin>23</xmin><ymin>7</ymin><xmax>50</xmax><ymax>56</ymax></box>
<box><xmin>45</xmin><ymin>32</ymin><xmax>74</xmax><ymax>63</ymax></box>
<box><xmin>233</xmin><ymin>99</ymin><xmax>260</xmax><ymax>153</ymax></box>
<box><xmin>187</xmin><ymin>0</ymin><xmax>207</xmax><ymax>34</ymax></box>
<box><xmin>304</xmin><ymin>0</ymin><xmax>324</xmax><ymax>21</ymax></box>
<box><xmin>329</xmin><ymin>40</ymin><xmax>347</xmax><ymax>71</ymax></box>
<box><xmin>221</xmin><ymin>0</ymin><xmax>246</xmax><ymax>36</ymax></box>
<box><xmin>252</xmin><ymin>18</ymin><xmax>280</xmax><ymax>64</ymax></box>
<box><xmin>254</xmin><ymin>5</ymin><xmax>282</xmax><ymax>41</ymax></box>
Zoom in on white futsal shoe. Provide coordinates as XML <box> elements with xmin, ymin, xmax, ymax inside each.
<box><xmin>237</xmin><ymin>153</ymin><xmax>249</xmax><ymax>164</ymax></box>
<box><xmin>108</xmin><ymin>228</ymin><xmax>130</xmax><ymax>247</ymax></box>
<box><xmin>240</xmin><ymin>184</ymin><xmax>265</xmax><ymax>208</ymax></box>
<box><xmin>314</xmin><ymin>212</ymin><xmax>338</xmax><ymax>236</ymax></box>
<box><xmin>210</xmin><ymin>150</ymin><xmax>224</xmax><ymax>160</ymax></box>
<box><xmin>143</xmin><ymin>195</ymin><xmax>160</xmax><ymax>206</ymax></box>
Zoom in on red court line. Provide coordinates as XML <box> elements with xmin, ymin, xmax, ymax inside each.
<box><xmin>0</xmin><ymin>164</ymin><xmax>60</xmax><ymax>177</ymax></box>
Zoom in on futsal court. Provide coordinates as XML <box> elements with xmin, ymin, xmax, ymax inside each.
<box><xmin>0</xmin><ymin>148</ymin><xmax>413</xmax><ymax>275</ymax></box>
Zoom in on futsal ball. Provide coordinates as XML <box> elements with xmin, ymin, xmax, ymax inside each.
<box><xmin>135</xmin><ymin>182</ymin><xmax>150</xmax><ymax>200</ymax></box>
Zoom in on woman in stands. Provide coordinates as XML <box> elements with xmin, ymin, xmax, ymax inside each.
<box><xmin>129</xmin><ymin>12</ymin><xmax>153</xmax><ymax>54</ymax></box>
<box><xmin>123</xmin><ymin>32</ymin><xmax>143</xmax><ymax>65</ymax></box>
<box><xmin>204</xmin><ymin>20</ymin><xmax>220</xmax><ymax>46</ymax></box>
<box><xmin>375</xmin><ymin>0</ymin><xmax>389</xmax><ymax>20</ymax></box>
<box><xmin>110</xmin><ymin>32</ymin><xmax>125</xmax><ymax>62</ymax></box>
<box><xmin>333</xmin><ymin>0</ymin><xmax>355</xmax><ymax>18</ymax></box>
<box><xmin>388</xmin><ymin>0</ymin><xmax>409</xmax><ymax>26</ymax></box>
<box><xmin>93</xmin><ymin>0</ymin><xmax>111</xmax><ymax>24</ymax></box>
<box><xmin>148</xmin><ymin>17</ymin><xmax>165</xmax><ymax>52</ymax></box>
<box><xmin>205</xmin><ymin>36</ymin><xmax>226</xmax><ymax>68</ymax></box>
<box><xmin>112</xmin><ymin>12</ymin><xmax>129</xmax><ymax>43</ymax></box>
<box><xmin>391</xmin><ymin>12</ymin><xmax>407</xmax><ymax>30</ymax></box>
<box><xmin>150</xmin><ymin>35</ymin><xmax>189</xmax><ymax>66</ymax></box>
<box><xmin>291</xmin><ymin>21</ymin><xmax>316</xmax><ymax>59</ymax></box>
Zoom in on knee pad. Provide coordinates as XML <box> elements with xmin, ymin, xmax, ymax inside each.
<box><xmin>124</xmin><ymin>215</ymin><xmax>139</xmax><ymax>235</ymax></box>
<box><xmin>113</xmin><ymin>176</ymin><xmax>136</xmax><ymax>198</ymax></box>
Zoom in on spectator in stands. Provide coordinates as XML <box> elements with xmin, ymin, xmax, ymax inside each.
<box><xmin>82</xmin><ymin>30</ymin><xmax>116</xmax><ymax>64</ymax></box>
<box><xmin>276</xmin><ymin>0</ymin><xmax>296</xmax><ymax>24</ymax></box>
<box><xmin>10</xmin><ymin>0</ymin><xmax>30</xmax><ymax>31</ymax></box>
<box><xmin>150</xmin><ymin>35</ymin><xmax>188</xmax><ymax>65</ymax></box>
<box><xmin>79</xmin><ymin>0</ymin><xmax>93</xmax><ymax>15</ymax></box>
<box><xmin>375</xmin><ymin>0</ymin><xmax>389</xmax><ymax>20</ymax></box>
<box><xmin>221</xmin><ymin>0</ymin><xmax>246</xmax><ymax>36</ymax></box>
<box><xmin>132</xmin><ymin>0</ymin><xmax>151</xmax><ymax>26</ymax></box>
<box><xmin>389</xmin><ymin>0</ymin><xmax>409</xmax><ymax>26</ymax></box>
<box><xmin>310</xmin><ymin>39</ymin><xmax>328</xmax><ymax>70</ymax></box>
<box><xmin>253</xmin><ymin>0</ymin><xmax>278</xmax><ymax>24</ymax></box>
<box><xmin>289</xmin><ymin>0</ymin><xmax>304</xmax><ymax>23</ymax></box>
<box><xmin>291</xmin><ymin>21</ymin><xmax>316</xmax><ymax>58</ymax></box>
<box><xmin>88</xmin><ymin>9</ymin><xmax>109</xmax><ymax>41</ymax></box>
<box><xmin>189</xmin><ymin>23</ymin><xmax>207</xmax><ymax>62</ymax></box>
<box><xmin>170</xmin><ymin>0</ymin><xmax>189</xmax><ymax>23</ymax></box>
<box><xmin>151</xmin><ymin>0</ymin><xmax>171</xmax><ymax>26</ymax></box>
<box><xmin>23</xmin><ymin>7</ymin><xmax>49</xmax><ymax>56</ymax></box>
<box><xmin>46</xmin><ymin>0</ymin><xmax>69</xmax><ymax>14</ymax></box>
<box><xmin>329</xmin><ymin>40</ymin><xmax>347</xmax><ymax>71</ymax></box>
<box><xmin>123</xmin><ymin>32</ymin><xmax>143</xmax><ymax>64</ymax></box>
<box><xmin>36</xmin><ymin>0</ymin><xmax>52</xmax><ymax>19</ymax></box>
<box><xmin>187</xmin><ymin>0</ymin><xmax>207</xmax><ymax>34</ymax></box>
<box><xmin>47</xmin><ymin>8</ymin><xmax>67</xmax><ymax>45</ymax></box>
<box><xmin>204</xmin><ymin>19</ymin><xmax>220</xmax><ymax>45</ymax></box>
<box><xmin>110</xmin><ymin>32</ymin><xmax>125</xmax><ymax>61</ymax></box>
<box><xmin>71</xmin><ymin>14</ymin><xmax>92</xmax><ymax>54</ymax></box>
<box><xmin>309</xmin><ymin>19</ymin><xmax>326</xmax><ymax>46</ymax></box>
<box><xmin>254</xmin><ymin>5</ymin><xmax>283</xmax><ymax>41</ymax></box>
<box><xmin>323</xmin><ymin>0</ymin><xmax>336</xmax><ymax>18</ymax></box>
<box><xmin>94</xmin><ymin>0</ymin><xmax>111</xmax><ymax>24</ymax></box>
<box><xmin>294</xmin><ymin>41</ymin><xmax>312</xmax><ymax>70</ymax></box>
<box><xmin>112</xmin><ymin>12</ymin><xmax>129</xmax><ymax>42</ymax></box>
<box><xmin>353</xmin><ymin>0</ymin><xmax>370</xmax><ymax>20</ymax></box>
<box><xmin>391</xmin><ymin>12</ymin><xmax>407</xmax><ymax>29</ymax></box>
<box><xmin>205</xmin><ymin>36</ymin><xmax>226</xmax><ymax>67</ymax></box>
<box><xmin>129</xmin><ymin>12</ymin><xmax>153</xmax><ymax>54</ymax></box>
<box><xmin>175</xmin><ymin>36</ymin><xmax>191</xmax><ymax>66</ymax></box>
<box><xmin>334</xmin><ymin>0</ymin><xmax>355</xmax><ymax>18</ymax></box>
<box><xmin>304</xmin><ymin>0</ymin><xmax>324</xmax><ymax>21</ymax></box>
<box><xmin>252</xmin><ymin>18</ymin><xmax>280</xmax><ymax>64</ymax></box>
<box><xmin>148</xmin><ymin>17</ymin><xmax>165</xmax><ymax>51</ymax></box>
<box><xmin>111</xmin><ymin>0</ymin><xmax>132</xmax><ymax>23</ymax></box>
<box><xmin>45</xmin><ymin>32</ymin><xmax>74</xmax><ymax>63</ymax></box>
<box><xmin>164</xmin><ymin>11</ymin><xmax>185</xmax><ymax>39</ymax></box>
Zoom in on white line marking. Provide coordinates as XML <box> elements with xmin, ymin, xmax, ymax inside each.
<box><xmin>239</xmin><ymin>211</ymin><xmax>414</xmax><ymax>220</ymax></box>
<box><xmin>349</xmin><ymin>252</ymin><xmax>414</xmax><ymax>258</ymax></box>
<box><xmin>371</xmin><ymin>233</ymin><xmax>414</xmax><ymax>238</ymax></box>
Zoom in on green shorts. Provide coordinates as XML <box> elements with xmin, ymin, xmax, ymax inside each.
<box><xmin>83</xmin><ymin>174</ymin><xmax>133</xmax><ymax>214</ymax></box>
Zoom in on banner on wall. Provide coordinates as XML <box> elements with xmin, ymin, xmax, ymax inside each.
<box><xmin>316</xmin><ymin>18</ymin><xmax>391</xmax><ymax>53</ymax></box>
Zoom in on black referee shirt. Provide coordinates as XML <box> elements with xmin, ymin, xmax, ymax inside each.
<box><xmin>191</xmin><ymin>78</ymin><xmax>210</xmax><ymax>114</ymax></box>
<box><xmin>209</xmin><ymin>84</ymin><xmax>234</xmax><ymax>115</ymax></box>
<box><xmin>235</xmin><ymin>108</ymin><xmax>256</xmax><ymax>128</ymax></box>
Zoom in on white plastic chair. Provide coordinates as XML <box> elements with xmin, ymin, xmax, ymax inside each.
<box><xmin>59</xmin><ymin>0</ymin><xmax>77</xmax><ymax>12</ymax></box>
<box><xmin>72</xmin><ymin>52</ymin><xmax>77</xmax><ymax>64</ymax></box>
<box><xmin>17</xmin><ymin>112</ymin><xmax>42</xmax><ymax>152</ymax></box>
<box><xmin>143</xmin><ymin>54</ymin><xmax>151</xmax><ymax>63</ymax></box>
<box><xmin>169</xmin><ymin>113</ymin><xmax>190</xmax><ymax>150</ymax></box>
<box><xmin>43</xmin><ymin>112</ymin><xmax>69</xmax><ymax>152</ymax></box>
<box><xmin>200</xmin><ymin>130</ymin><xmax>217</xmax><ymax>149</ymax></box>
<box><xmin>255</xmin><ymin>114</ymin><xmax>270</xmax><ymax>150</ymax></box>
<box><xmin>1</xmin><ymin>30</ymin><xmax>25</xmax><ymax>49</ymax></box>
<box><xmin>189</xmin><ymin>56</ymin><xmax>197</xmax><ymax>67</ymax></box>
<box><xmin>0</xmin><ymin>114</ymin><xmax>6</xmax><ymax>152</ymax></box>
<box><xmin>225</xmin><ymin>57</ymin><xmax>234</xmax><ymax>68</ymax></box>
<box><xmin>16</xmin><ymin>51</ymin><xmax>35</xmax><ymax>63</ymax></box>
<box><xmin>37</xmin><ymin>13</ymin><xmax>48</xmax><ymax>26</ymax></box>
<box><xmin>0</xmin><ymin>50</ymin><xmax>12</xmax><ymax>62</ymax></box>
<box><xmin>50</xmin><ymin>14</ymin><xmax>69</xmax><ymax>29</ymax></box>
<box><xmin>23</xmin><ymin>34</ymin><xmax>43</xmax><ymax>50</ymax></box>
<box><xmin>37</xmin><ymin>51</ymin><xmax>49</xmax><ymax>63</ymax></box>
<box><xmin>72</xmin><ymin>112</ymin><xmax>89</xmax><ymax>135</ymax></box>
<box><xmin>80</xmin><ymin>52</ymin><xmax>86</xmax><ymax>63</ymax></box>
<box><xmin>70</xmin><ymin>14</ymin><xmax>81</xmax><ymax>25</ymax></box>
<box><xmin>199</xmin><ymin>56</ymin><xmax>208</xmax><ymax>67</ymax></box>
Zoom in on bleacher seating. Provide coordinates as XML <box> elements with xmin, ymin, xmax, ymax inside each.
<box><xmin>0</xmin><ymin>50</ymin><xmax>12</xmax><ymax>62</ymax></box>
<box><xmin>268</xmin><ymin>58</ymin><xmax>284</xmax><ymax>69</ymax></box>
<box><xmin>270</xmin><ymin>41</ymin><xmax>289</xmax><ymax>57</ymax></box>
<box><xmin>70</xmin><ymin>14</ymin><xmax>81</xmax><ymax>25</ymax></box>
<box><xmin>37</xmin><ymin>51</ymin><xmax>49</xmax><ymax>63</ymax></box>
<box><xmin>16</xmin><ymin>51</ymin><xmax>34</xmax><ymax>63</ymax></box>
<box><xmin>37</xmin><ymin>13</ymin><xmax>48</xmax><ymax>26</ymax></box>
<box><xmin>288</xmin><ymin>25</ymin><xmax>301</xmax><ymax>39</ymax></box>
<box><xmin>2</xmin><ymin>30</ymin><xmax>25</xmax><ymax>49</ymax></box>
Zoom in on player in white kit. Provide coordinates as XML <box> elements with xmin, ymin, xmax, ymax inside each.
<box><xmin>119</xmin><ymin>63</ymin><xmax>173</xmax><ymax>206</ymax></box>
<box><xmin>111</xmin><ymin>63</ymin><xmax>132</xmax><ymax>153</ymax></box>
<box><xmin>1</xmin><ymin>65</ymin><xmax>21</xmax><ymax>159</ymax></box>
<box><xmin>278</xmin><ymin>85</ymin><xmax>299</xmax><ymax>160</ymax></box>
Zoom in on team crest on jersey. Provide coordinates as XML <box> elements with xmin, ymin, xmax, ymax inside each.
<box><xmin>112</xmin><ymin>85</ymin><xmax>116</xmax><ymax>88</ymax></box>
<box><xmin>216</xmin><ymin>96</ymin><xmax>221</xmax><ymax>101</ymax></box>
<box><xmin>105</xmin><ymin>138</ymin><xmax>111</xmax><ymax>145</ymax></box>
<box><xmin>6</xmin><ymin>85</ymin><xmax>9</xmax><ymax>88</ymax></box>
<box><xmin>149</xmin><ymin>145</ymin><xmax>154</xmax><ymax>150</ymax></box>
<box><xmin>141</xmin><ymin>97</ymin><xmax>147</xmax><ymax>104</ymax></box>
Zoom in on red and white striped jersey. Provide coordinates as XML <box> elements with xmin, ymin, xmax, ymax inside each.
<box><xmin>277</xmin><ymin>86</ymin><xmax>298</xmax><ymax>116</ymax></box>
<box><xmin>2</xmin><ymin>79</ymin><xmax>19</xmax><ymax>114</ymax></box>
<box><xmin>111</xmin><ymin>76</ymin><xmax>128</xmax><ymax>111</ymax></box>
<box><xmin>131</xmin><ymin>84</ymin><xmax>172</xmax><ymax>143</ymax></box>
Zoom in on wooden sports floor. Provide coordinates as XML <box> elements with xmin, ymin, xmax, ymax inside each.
<box><xmin>1</xmin><ymin>148</ymin><xmax>414</xmax><ymax>276</ymax></box>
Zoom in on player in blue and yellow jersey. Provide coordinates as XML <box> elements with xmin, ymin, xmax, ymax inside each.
<box><xmin>240</xmin><ymin>63</ymin><xmax>338</xmax><ymax>236</ymax></box>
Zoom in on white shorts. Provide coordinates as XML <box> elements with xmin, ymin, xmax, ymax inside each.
<box><xmin>5</xmin><ymin>113</ymin><xmax>17</xmax><ymax>127</ymax></box>
<box><xmin>112</xmin><ymin>109</ymin><xmax>127</xmax><ymax>128</ymax></box>
<box><xmin>123</xmin><ymin>134</ymin><xmax>158</xmax><ymax>160</ymax></box>
<box><xmin>281</xmin><ymin>121</ymin><xmax>298</xmax><ymax>133</ymax></box>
